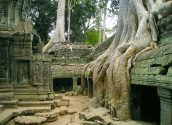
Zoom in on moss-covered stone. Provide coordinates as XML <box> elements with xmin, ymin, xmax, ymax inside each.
<box><xmin>131</xmin><ymin>67</ymin><xmax>166</xmax><ymax>75</ymax></box>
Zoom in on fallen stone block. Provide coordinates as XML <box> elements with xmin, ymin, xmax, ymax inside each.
<box><xmin>67</xmin><ymin>122</ymin><xmax>81</xmax><ymax>125</ymax></box>
<box><xmin>65</xmin><ymin>91</ymin><xmax>74</xmax><ymax>96</ymax></box>
<box><xmin>14</xmin><ymin>116</ymin><xmax>47</xmax><ymax>125</ymax></box>
<box><xmin>20</xmin><ymin>106</ymin><xmax>51</xmax><ymax>115</ymax></box>
<box><xmin>79</xmin><ymin>112</ymin><xmax>105</xmax><ymax>123</ymax></box>
<box><xmin>53</xmin><ymin>107</ymin><xmax>60</xmax><ymax>114</ymax></box>
<box><xmin>61</xmin><ymin>97</ymin><xmax>70</xmax><ymax>103</ymax></box>
<box><xmin>55</xmin><ymin>99</ymin><xmax>69</xmax><ymax>107</ymax></box>
<box><xmin>54</xmin><ymin>94</ymin><xmax>63</xmax><ymax>100</ymax></box>
<box><xmin>35</xmin><ymin>111</ymin><xmax>58</xmax><ymax>122</ymax></box>
<box><xmin>0</xmin><ymin>110</ymin><xmax>14</xmax><ymax>125</ymax></box>
<box><xmin>60</xmin><ymin>106</ymin><xmax>68</xmax><ymax>115</ymax></box>
<box><xmin>96</xmin><ymin>120</ymin><xmax>106</xmax><ymax>125</ymax></box>
<box><xmin>81</xmin><ymin>121</ymin><xmax>97</xmax><ymax>125</ymax></box>
<box><xmin>91</xmin><ymin>107</ymin><xmax>110</xmax><ymax>116</ymax></box>
<box><xmin>68</xmin><ymin>109</ymin><xmax>77</xmax><ymax>115</ymax></box>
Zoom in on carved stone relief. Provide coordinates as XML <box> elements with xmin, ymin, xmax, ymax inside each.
<box><xmin>0</xmin><ymin>46</ymin><xmax>9</xmax><ymax>83</ymax></box>
<box><xmin>42</xmin><ymin>62</ymin><xmax>50</xmax><ymax>85</ymax></box>
<box><xmin>0</xmin><ymin>57</ymin><xmax>6</xmax><ymax>79</ymax></box>
<box><xmin>30</xmin><ymin>62</ymin><xmax>43</xmax><ymax>85</ymax></box>
<box><xmin>0</xmin><ymin>2</ymin><xmax>8</xmax><ymax>25</ymax></box>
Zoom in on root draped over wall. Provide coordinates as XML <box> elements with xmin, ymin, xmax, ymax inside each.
<box><xmin>82</xmin><ymin>0</ymin><xmax>172</xmax><ymax>120</ymax></box>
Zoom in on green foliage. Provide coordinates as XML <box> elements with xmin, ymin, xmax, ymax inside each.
<box><xmin>84</xmin><ymin>29</ymin><xmax>100</xmax><ymax>45</ymax></box>
<box><xmin>109</xmin><ymin>0</ymin><xmax>119</xmax><ymax>13</ymax></box>
<box><xmin>30</xmin><ymin>0</ymin><xmax>119</xmax><ymax>45</ymax></box>
<box><xmin>69</xmin><ymin>0</ymin><xmax>98</xmax><ymax>43</ymax></box>
<box><xmin>31</xmin><ymin>0</ymin><xmax>57</xmax><ymax>43</ymax></box>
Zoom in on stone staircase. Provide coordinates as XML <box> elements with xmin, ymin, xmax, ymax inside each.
<box><xmin>0</xmin><ymin>100</ymin><xmax>18</xmax><ymax>108</ymax></box>
<box><xmin>13</xmin><ymin>84</ymin><xmax>53</xmax><ymax>101</ymax></box>
<box><xmin>18</xmin><ymin>101</ymin><xmax>54</xmax><ymax>107</ymax></box>
<box><xmin>13</xmin><ymin>84</ymin><xmax>39</xmax><ymax>100</ymax></box>
<box><xmin>0</xmin><ymin>98</ymin><xmax>53</xmax><ymax>125</ymax></box>
<box><xmin>0</xmin><ymin>105</ymin><xmax>4</xmax><ymax>113</ymax></box>
<box><xmin>0</xmin><ymin>106</ymin><xmax>52</xmax><ymax>125</ymax></box>
<box><xmin>0</xmin><ymin>94</ymin><xmax>75</xmax><ymax>125</ymax></box>
<box><xmin>0</xmin><ymin>84</ymin><xmax>18</xmax><ymax>109</ymax></box>
<box><xmin>0</xmin><ymin>84</ymin><xmax>13</xmax><ymax>100</ymax></box>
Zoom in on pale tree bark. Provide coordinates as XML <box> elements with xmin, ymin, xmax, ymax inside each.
<box><xmin>43</xmin><ymin>0</ymin><xmax>66</xmax><ymax>54</ymax></box>
<box><xmin>102</xmin><ymin>0</ymin><xmax>108</xmax><ymax>42</ymax></box>
<box><xmin>98</xmin><ymin>1</ymin><xmax>102</xmax><ymax>43</ymax></box>
<box><xmin>82</xmin><ymin>0</ymin><xmax>172</xmax><ymax>120</ymax></box>
<box><xmin>67</xmin><ymin>0</ymin><xmax>75</xmax><ymax>41</ymax></box>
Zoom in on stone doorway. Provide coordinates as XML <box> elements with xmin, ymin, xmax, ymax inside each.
<box><xmin>17</xmin><ymin>60</ymin><xmax>29</xmax><ymax>84</ymax></box>
<box><xmin>53</xmin><ymin>78</ymin><xmax>73</xmax><ymax>93</ymax></box>
<box><xmin>87</xmin><ymin>78</ymin><xmax>93</xmax><ymax>98</ymax></box>
<box><xmin>131</xmin><ymin>85</ymin><xmax>160</xmax><ymax>125</ymax></box>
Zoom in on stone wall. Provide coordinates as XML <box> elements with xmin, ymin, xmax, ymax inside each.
<box><xmin>52</xmin><ymin>64</ymin><xmax>84</xmax><ymax>78</ymax></box>
<box><xmin>51</xmin><ymin>43</ymin><xmax>92</xmax><ymax>93</ymax></box>
<box><xmin>0</xmin><ymin>0</ymin><xmax>53</xmax><ymax>101</ymax></box>
<box><xmin>131</xmin><ymin>14</ymin><xmax>172</xmax><ymax>125</ymax></box>
<box><xmin>52</xmin><ymin>43</ymin><xmax>92</xmax><ymax>78</ymax></box>
<box><xmin>131</xmin><ymin>43</ymin><xmax>172</xmax><ymax>88</ymax></box>
<box><xmin>131</xmin><ymin>14</ymin><xmax>172</xmax><ymax>89</ymax></box>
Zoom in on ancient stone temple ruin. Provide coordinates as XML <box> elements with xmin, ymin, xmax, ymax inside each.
<box><xmin>0</xmin><ymin>0</ymin><xmax>53</xmax><ymax>102</ymax></box>
<box><xmin>51</xmin><ymin>42</ymin><xmax>92</xmax><ymax>94</ymax></box>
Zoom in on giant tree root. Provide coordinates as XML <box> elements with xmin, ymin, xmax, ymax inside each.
<box><xmin>82</xmin><ymin>0</ymin><xmax>172</xmax><ymax>121</ymax></box>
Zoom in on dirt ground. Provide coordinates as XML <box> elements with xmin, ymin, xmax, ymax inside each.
<box><xmin>48</xmin><ymin>95</ymin><xmax>89</xmax><ymax>125</ymax></box>
<box><xmin>47</xmin><ymin>95</ymin><xmax>154</xmax><ymax>125</ymax></box>
<box><xmin>5</xmin><ymin>95</ymin><xmax>155</xmax><ymax>125</ymax></box>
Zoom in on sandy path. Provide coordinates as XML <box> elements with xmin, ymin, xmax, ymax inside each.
<box><xmin>48</xmin><ymin>95</ymin><xmax>89</xmax><ymax>125</ymax></box>
<box><xmin>47</xmin><ymin>95</ymin><xmax>154</xmax><ymax>125</ymax></box>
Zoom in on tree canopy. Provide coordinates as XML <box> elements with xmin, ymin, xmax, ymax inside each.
<box><xmin>31</xmin><ymin>0</ymin><xmax>57</xmax><ymax>43</ymax></box>
<box><xmin>31</xmin><ymin>0</ymin><xmax>119</xmax><ymax>45</ymax></box>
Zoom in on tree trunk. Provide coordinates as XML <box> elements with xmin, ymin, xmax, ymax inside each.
<box><xmin>67</xmin><ymin>0</ymin><xmax>71</xmax><ymax>41</ymax></box>
<box><xmin>43</xmin><ymin>0</ymin><xmax>66</xmax><ymax>54</ymax></box>
<box><xmin>82</xmin><ymin>0</ymin><xmax>172</xmax><ymax>120</ymax></box>
<box><xmin>102</xmin><ymin>1</ymin><xmax>108</xmax><ymax>42</ymax></box>
<box><xmin>98</xmin><ymin>1</ymin><xmax>102</xmax><ymax>43</ymax></box>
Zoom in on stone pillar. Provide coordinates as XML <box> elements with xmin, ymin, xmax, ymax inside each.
<box><xmin>73</xmin><ymin>77</ymin><xmax>77</xmax><ymax>92</ymax></box>
<box><xmin>87</xmin><ymin>77</ymin><xmax>93</xmax><ymax>98</ymax></box>
<box><xmin>157</xmin><ymin>88</ymin><xmax>172</xmax><ymax>125</ymax></box>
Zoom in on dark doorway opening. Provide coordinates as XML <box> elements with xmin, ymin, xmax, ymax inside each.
<box><xmin>87</xmin><ymin>78</ymin><xmax>93</xmax><ymax>98</ymax></box>
<box><xmin>53</xmin><ymin>78</ymin><xmax>73</xmax><ymax>93</ymax></box>
<box><xmin>77</xmin><ymin>78</ymin><xmax>81</xmax><ymax>85</ymax></box>
<box><xmin>131</xmin><ymin>85</ymin><xmax>160</xmax><ymax>125</ymax></box>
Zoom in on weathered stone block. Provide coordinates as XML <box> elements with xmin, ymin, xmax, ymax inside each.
<box><xmin>55</xmin><ymin>99</ymin><xmax>69</xmax><ymax>107</ymax></box>
<box><xmin>0</xmin><ymin>100</ymin><xmax>18</xmax><ymax>108</ymax></box>
<box><xmin>79</xmin><ymin>112</ymin><xmax>106</xmax><ymax>123</ymax></box>
<box><xmin>35</xmin><ymin>111</ymin><xmax>58</xmax><ymax>122</ymax></box>
<box><xmin>54</xmin><ymin>94</ymin><xmax>63</xmax><ymax>99</ymax></box>
<box><xmin>131</xmin><ymin>67</ymin><xmax>165</xmax><ymax>75</ymax></box>
<box><xmin>18</xmin><ymin>101</ymin><xmax>54</xmax><ymax>107</ymax></box>
<box><xmin>14</xmin><ymin>116</ymin><xmax>47</xmax><ymax>125</ymax></box>
<box><xmin>167</xmin><ymin>67</ymin><xmax>172</xmax><ymax>76</ymax></box>
<box><xmin>68</xmin><ymin>108</ymin><xmax>77</xmax><ymax>115</ymax></box>
<box><xmin>60</xmin><ymin>106</ymin><xmax>68</xmax><ymax>115</ymax></box>
<box><xmin>81</xmin><ymin>121</ymin><xmax>97</xmax><ymax>125</ymax></box>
